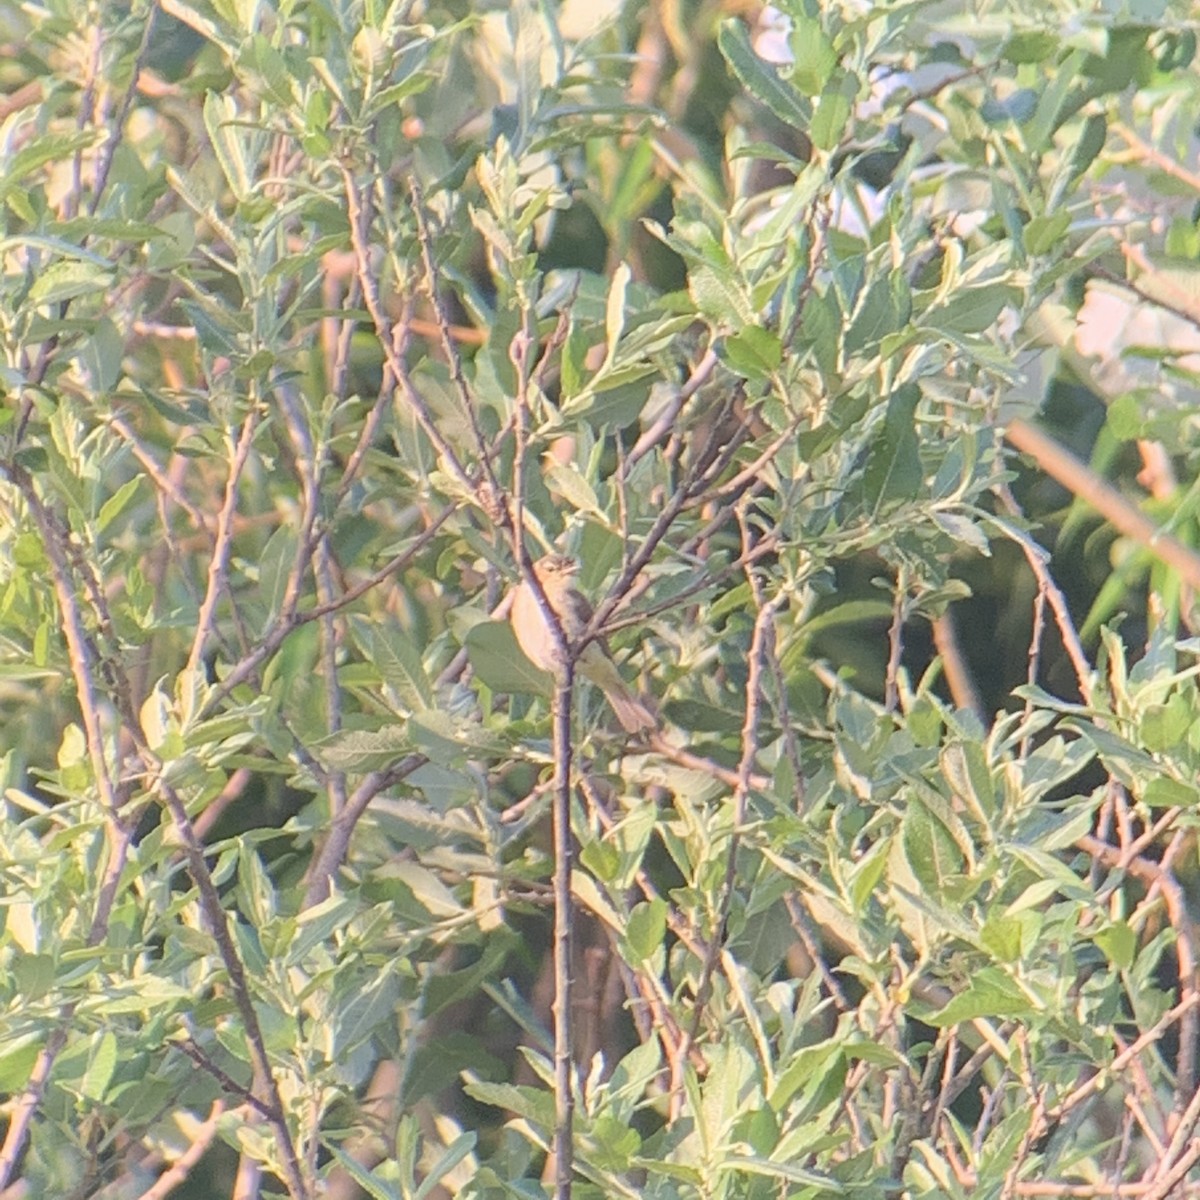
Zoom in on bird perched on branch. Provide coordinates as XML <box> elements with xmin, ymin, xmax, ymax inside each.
<box><xmin>511</xmin><ymin>553</ymin><xmax>656</xmax><ymax>733</ymax></box>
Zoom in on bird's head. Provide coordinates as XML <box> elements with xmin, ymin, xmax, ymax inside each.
<box><xmin>534</xmin><ymin>554</ymin><xmax>580</xmax><ymax>585</ymax></box>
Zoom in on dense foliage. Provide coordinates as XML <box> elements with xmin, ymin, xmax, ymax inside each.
<box><xmin>2</xmin><ymin>0</ymin><xmax>1200</xmax><ymax>1196</ymax></box>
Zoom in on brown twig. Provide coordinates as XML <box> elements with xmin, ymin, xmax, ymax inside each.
<box><xmin>303</xmin><ymin>756</ymin><xmax>427</xmax><ymax>906</ymax></box>
<box><xmin>341</xmin><ymin>164</ymin><xmax>508</xmax><ymax>526</ymax></box>
<box><xmin>620</xmin><ymin>347</ymin><xmax>719</xmax><ymax>480</ymax></box>
<box><xmin>931</xmin><ymin>611</ymin><xmax>985</xmax><ymax>720</ymax></box>
<box><xmin>550</xmin><ymin>671</ymin><xmax>576</xmax><ymax>1200</ymax></box>
<box><xmin>672</xmin><ymin>519</ymin><xmax>780</xmax><ymax>1108</ymax></box>
<box><xmin>1110</xmin><ymin>121</ymin><xmax>1200</xmax><ymax>198</ymax></box>
<box><xmin>411</xmin><ymin>176</ymin><xmax>503</xmax><ymax>499</ymax></box>
<box><xmin>203</xmin><ymin>499</ymin><xmax>460</xmax><ymax>713</ymax></box>
<box><xmin>884</xmin><ymin>567</ymin><xmax>907</xmax><ymax>712</ymax></box>
<box><xmin>185</xmin><ymin>400</ymin><xmax>263</xmax><ymax>677</ymax></box>
<box><xmin>89</xmin><ymin>3</ymin><xmax>160</xmax><ymax>216</ymax></box>
<box><xmin>156</xmin><ymin>775</ymin><xmax>310</xmax><ymax>1199</ymax></box>
<box><xmin>0</xmin><ymin>470</ymin><xmax>136</xmax><ymax>1190</ymax></box>
<box><xmin>1004</xmin><ymin>418</ymin><xmax>1200</xmax><ymax>595</ymax></box>
<box><xmin>133</xmin><ymin>1101</ymin><xmax>228</xmax><ymax>1200</ymax></box>
<box><xmin>984</xmin><ymin>497</ymin><xmax>1095</xmax><ymax>704</ymax></box>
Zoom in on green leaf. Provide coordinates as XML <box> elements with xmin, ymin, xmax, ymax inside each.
<box><xmin>364</xmin><ymin>72</ymin><xmax>439</xmax><ymax>118</ymax></box>
<box><xmin>1142</xmin><ymin>776</ymin><xmax>1199</xmax><ymax>808</ymax></box>
<box><xmin>544</xmin><ymin>461</ymin><xmax>603</xmax><ymax>518</ymax></box>
<box><xmin>415</xmin><ymin>1134</ymin><xmax>477</xmax><ymax>1200</ymax></box>
<box><xmin>257</xmin><ymin>524</ymin><xmax>298</xmax><ymax>628</ymax></box>
<box><xmin>465</xmin><ymin>620</ymin><xmax>550</xmax><ymax>696</ymax></box>
<box><xmin>80</xmin><ymin>1031</ymin><xmax>117</xmax><ymax>1102</ymax></box>
<box><xmin>901</xmin><ymin>798</ymin><xmax>964</xmax><ymax>898</ymax></box>
<box><xmin>1093</xmin><ymin>921</ymin><xmax>1136</xmax><ymax>971</ymax></box>
<box><xmin>311</xmin><ymin>725</ymin><xmax>414</xmax><ymax>772</ymax></box>
<box><xmin>689</xmin><ymin>262</ymin><xmax>755</xmax><ymax>326</ymax></box>
<box><xmin>932</xmin><ymin>511</ymin><xmax>991</xmax><ymax>555</ymax></box>
<box><xmin>1026</xmin><ymin>49</ymin><xmax>1087</xmax><ymax>151</ymax></box>
<box><xmin>424</xmin><ymin>943</ymin><xmax>513</xmax><ymax>1018</ymax></box>
<box><xmin>0</xmin><ymin>1037</ymin><xmax>41</xmax><ymax>1093</ymax></box>
<box><xmin>860</xmin><ymin>384</ymin><xmax>921</xmax><ymax>510</ymax></box>
<box><xmin>407</xmin><ymin>710</ymin><xmax>505</xmax><ymax>766</ymax></box>
<box><xmin>237</xmin><ymin>34</ymin><xmax>299</xmax><ymax>107</ymax></box>
<box><xmin>286</xmin><ymin>895</ymin><xmax>357</xmax><ymax>964</ymax></box>
<box><xmin>80</xmin><ymin>316</ymin><xmax>124</xmax><ymax>394</ymax></box>
<box><xmin>28</xmin><ymin>260</ymin><xmax>114</xmax><ymax>306</ymax></box>
<box><xmin>1024</xmin><ymin>211</ymin><xmax>1070</xmax><ymax>256</ymax></box>
<box><xmin>604</xmin><ymin>261</ymin><xmax>631</xmax><ymax>364</ymax></box>
<box><xmin>332</xmin><ymin>969</ymin><xmax>404</xmax><ymax>1061</ymax></box>
<box><xmin>463</xmin><ymin>1076</ymin><xmax>555</xmax><ymax>1127</ymax></box>
<box><xmin>1003</xmin><ymin>31</ymin><xmax>1059</xmax><ymax>63</ymax></box>
<box><xmin>92</xmin><ymin>978</ymin><xmax>195</xmax><ymax>1014</ymax></box>
<box><xmin>926</xmin><ymin>967</ymin><xmax>1033</xmax><ymax>1025</ymax></box>
<box><xmin>811</xmin><ymin>72</ymin><xmax>858</xmax><ymax>152</ymax></box>
<box><xmin>378</xmin><ymin>860</ymin><xmax>464</xmax><ymax>919</ymax></box>
<box><xmin>980</xmin><ymin>912</ymin><xmax>1027</xmax><ymax>962</ymax></box>
<box><xmin>800</xmin><ymin>286</ymin><xmax>841</xmax><ymax>378</ymax></box>
<box><xmin>717</xmin><ymin>1157</ymin><xmax>845</xmax><ymax>1189</ymax></box>
<box><xmin>0</xmin><ymin>131</ymin><xmax>95</xmax><ymax>204</ymax></box>
<box><xmin>981</xmin><ymin>88</ymin><xmax>1038</xmax><ymax>125</ymax></box>
<box><xmin>624</xmin><ymin>899</ymin><xmax>667</xmax><ymax>963</ymax></box>
<box><xmin>1140</xmin><ymin>694</ymin><xmax>1192</xmax><ymax>752</ymax></box>
<box><xmin>96</xmin><ymin>477</ymin><xmax>143</xmax><ymax>534</ymax></box>
<box><xmin>722</xmin><ymin>327</ymin><xmax>782</xmax><ymax>380</ymax></box>
<box><xmin>509</xmin><ymin>0</ymin><xmax>545</xmax><ymax>150</ymax></box>
<box><xmin>11</xmin><ymin>953</ymin><xmax>55</xmax><ymax>999</ymax></box>
<box><xmin>407</xmin><ymin>762</ymin><xmax>476</xmax><ymax>813</ymax></box>
<box><xmin>327</xmin><ymin>1147</ymin><xmax>402</xmax><ymax>1200</ymax></box>
<box><xmin>718</xmin><ymin>18</ymin><xmax>811</xmax><ymax>129</ymax></box>
<box><xmin>203</xmin><ymin>90</ymin><xmax>250</xmax><ymax>200</ymax></box>
<box><xmin>178</xmin><ymin>298</ymin><xmax>243</xmax><ymax>358</ymax></box>
<box><xmin>1069</xmin><ymin>113</ymin><xmax>1107</xmax><ymax>181</ymax></box>
<box><xmin>789</xmin><ymin>17</ymin><xmax>838</xmax><ymax>94</ymax></box>
<box><xmin>350</xmin><ymin>615</ymin><xmax>434</xmax><ymax>712</ymax></box>
<box><xmin>845</xmin><ymin>272</ymin><xmax>911</xmax><ymax>354</ymax></box>
<box><xmin>927</xmin><ymin>286</ymin><xmax>1020</xmax><ymax>335</ymax></box>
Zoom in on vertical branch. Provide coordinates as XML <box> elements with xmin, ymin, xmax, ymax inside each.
<box><xmin>340</xmin><ymin>165</ymin><xmax>505</xmax><ymax>520</ymax></box>
<box><xmin>313</xmin><ymin>534</ymin><xmax>347</xmax><ymax>817</ymax></box>
<box><xmin>1157</xmin><ymin>833</ymin><xmax>1200</xmax><ymax>1124</ymax></box>
<box><xmin>506</xmin><ymin>291</ymin><xmax>575</xmax><ymax>1198</ymax></box>
<box><xmin>673</xmin><ymin>510</ymin><xmax>780</xmax><ymax>1111</ymax></box>
<box><xmin>885</xmin><ymin>568</ymin><xmax>907</xmax><ymax>713</ymax></box>
<box><xmin>277</xmin><ymin>380</ymin><xmax>346</xmax><ymax>824</ymax></box>
<box><xmin>551</xmin><ymin>671</ymin><xmax>576</xmax><ymax>1200</ymax></box>
<box><xmin>510</xmin><ymin>328</ymin><xmax>535</xmax><ymax>567</ymax></box>
<box><xmin>89</xmin><ymin>3</ymin><xmax>159</xmax><ymax>215</ymax></box>
<box><xmin>3</xmin><ymin>466</ymin><xmax>310</xmax><ymax>1197</ymax></box>
<box><xmin>410</xmin><ymin>177</ymin><xmax>501</xmax><ymax>496</ymax></box>
<box><xmin>186</xmin><ymin>401</ymin><xmax>263</xmax><ymax>677</ymax></box>
<box><xmin>155</xmin><ymin>777</ymin><xmax>311</xmax><ymax>1200</ymax></box>
<box><xmin>1020</xmin><ymin>586</ymin><xmax>1047</xmax><ymax>760</ymax></box>
<box><xmin>0</xmin><ymin>468</ymin><xmax>135</xmax><ymax>1190</ymax></box>
<box><xmin>984</xmin><ymin>503</ymin><xmax>1096</xmax><ymax>705</ymax></box>
<box><xmin>337</xmin><ymin>350</ymin><xmax>396</xmax><ymax>500</ymax></box>
<box><xmin>930</xmin><ymin>611</ymin><xmax>985</xmax><ymax>721</ymax></box>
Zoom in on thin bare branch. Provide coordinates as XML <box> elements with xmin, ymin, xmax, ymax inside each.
<box><xmin>186</xmin><ymin>401</ymin><xmax>263</xmax><ymax>677</ymax></box>
<box><xmin>551</xmin><ymin>671</ymin><xmax>576</xmax><ymax>1200</ymax></box>
<box><xmin>1004</xmin><ymin>418</ymin><xmax>1200</xmax><ymax>595</ymax></box>
<box><xmin>133</xmin><ymin>1101</ymin><xmax>228</xmax><ymax>1200</ymax></box>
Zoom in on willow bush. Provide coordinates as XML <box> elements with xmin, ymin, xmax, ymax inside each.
<box><xmin>1</xmin><ymin>0</ymin><xmax>1199</xmax><ymax>1197</ymax></box>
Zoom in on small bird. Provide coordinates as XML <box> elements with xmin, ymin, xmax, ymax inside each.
<box><xmin>511</xmin><ymin>553</ymin><xmax>656</xmax><ymax>733</ymax></box>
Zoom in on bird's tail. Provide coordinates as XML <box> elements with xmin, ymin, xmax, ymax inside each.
<box><xmin>605</xmin><ymin>682</ymin><xmax>657</xmax><ymax>733</ymax></box>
